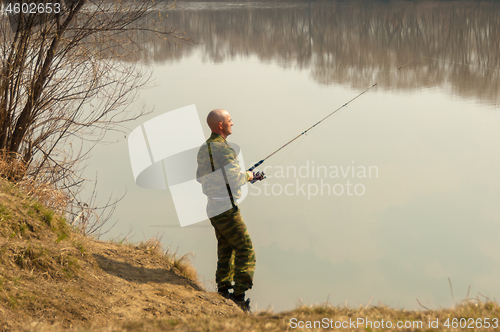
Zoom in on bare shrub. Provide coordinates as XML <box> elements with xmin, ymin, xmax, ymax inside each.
<box><xmin>0</xmin><ymin>0</ymin><xmax>190</xmax><ymax>233</ymax></box>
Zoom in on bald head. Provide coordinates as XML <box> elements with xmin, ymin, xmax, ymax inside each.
<box><xmin>207</xmin><ymin>109</ymin><xmax>233</xmax><ymax>138</ymax></box>
<box><xmin>207</xmin><ymin>109</ymin><xmax>228</xmax><ymax>131</ymax></box>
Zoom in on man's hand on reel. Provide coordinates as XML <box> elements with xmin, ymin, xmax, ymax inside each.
<box><xmin>249</xmin><ymin>170</ymin><xmax>265</xmax><ymax>184</ymax></box>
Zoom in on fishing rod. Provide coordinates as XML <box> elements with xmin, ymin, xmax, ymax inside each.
<box><xmin>247</xmin><ymin>56</ymin><xmax>419</xmax><ymax>176</ymax></box>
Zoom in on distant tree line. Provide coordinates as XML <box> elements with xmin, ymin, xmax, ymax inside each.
<box><xmin>135</xmin><ymin>0</ymin><xmax>500</xmax><ymax>102</ymax></box>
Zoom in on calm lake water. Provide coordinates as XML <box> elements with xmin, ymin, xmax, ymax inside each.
<box><xmin>84</xmin><ymin>0</ymin><xmax>500</xmax><ymax>312</ymax></box>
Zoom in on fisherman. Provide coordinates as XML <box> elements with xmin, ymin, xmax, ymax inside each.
<box><xmin>196</xmin><ymin>109</ymin><xmax>264</xmax><ymax>313</ymax></box>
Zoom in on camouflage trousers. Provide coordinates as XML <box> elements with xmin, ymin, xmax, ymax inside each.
<box><xmin>208</xmin><ymin>200</ymin><xmax>256</xmax><ymax>295</ymax></box>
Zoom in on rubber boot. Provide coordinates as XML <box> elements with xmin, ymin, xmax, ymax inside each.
<box><xmin>231</xmin><ymin>293</ymin><xmax>251</xmax><ymax>313</ymax></box>
<box><xmin>218</xmin><ymin>286</ymin><xmax>231</xmax><ymax>299</ymax></box>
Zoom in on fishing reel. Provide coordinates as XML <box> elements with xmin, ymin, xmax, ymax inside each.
<box><xmin>250</xmin><ymin>170</ymin><xmax>266</xmax><ymax>184</ymax></box>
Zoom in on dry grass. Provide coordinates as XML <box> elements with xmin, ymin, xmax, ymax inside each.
<box><xmin>123</xmin><ymin>237</ymin><xmax>200</xmax><ymax>287</ymax></box>
<box><xmin>17</xmin><ymin>300</ymin><xmax>500</xmax><ymax>331</ymax></box>
<box><xmin>0</xmin><ymin>153</ymin><xmax>69</xmax><ymax>216</ymax></box>
<box><xmin>0</xmin><ymin>182</ymin><xmax>71</xmax><ymax>243</ymax></box>
<box><xmin>172</xmin><ymin>253</ymin><xmax>199</xmax><ymax>284</ymax></box>
<box><xmin>15</xmin><ymin>177</ymin><xmax>70</xmax><ymax>215</ymax></box>
<box><xmin>0</xmin><ymin>177</ymin><xmax>94</xmax><ymax>330</ymax></box>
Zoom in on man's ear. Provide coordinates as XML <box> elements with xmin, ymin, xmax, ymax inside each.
<box><xmin>218</xmin><ymin>121</ymin><xmax>223</xmax><ymax>130</ymax></box>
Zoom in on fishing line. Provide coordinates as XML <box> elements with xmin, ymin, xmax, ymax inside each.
<box><xmin>274</xmin><ymin>134</ymin><xmax>307</xmax><ymax>168</ymax></box>
<box><xmin>248</xmin><ymin>56</ymin><xmax>420</xmax><ymax>171</ymax></box>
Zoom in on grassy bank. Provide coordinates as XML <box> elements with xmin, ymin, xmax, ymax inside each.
<box><xmin>22</xmin><ymin>301</ymin><xmax>500</xmax><ymax>331</ymax></box>
<box><xmin>0</xmin><ymin>178</ymin><xmax>499</xmax><ymax>331</ymax></box>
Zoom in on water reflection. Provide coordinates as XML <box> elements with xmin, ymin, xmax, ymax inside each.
<box><xmin>133</xmin><ymin>0</ymin><xmax>500</xmax><ymax>103</ymax></box>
